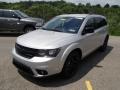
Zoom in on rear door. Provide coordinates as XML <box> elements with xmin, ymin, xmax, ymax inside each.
<box><xmin>94</xmin><ymin>17</ymin><xmax>108</xmax><ymax>45</ymax></box>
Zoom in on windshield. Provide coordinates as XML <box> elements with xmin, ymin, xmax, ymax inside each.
<box><xmin>15</xmin><ymin>10</ymin><xmax>29</xmax><ymax>18</ymax></box>
<box><xmin>42</xmin><ymin>16</ymin><xmax>84</xmax><ymax>34</ymax></box>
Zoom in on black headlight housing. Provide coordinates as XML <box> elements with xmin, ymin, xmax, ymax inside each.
<box><xmin>37</xmin><ymin>48</ymin><xmax>60</xmax><ymax>57</ymax></box>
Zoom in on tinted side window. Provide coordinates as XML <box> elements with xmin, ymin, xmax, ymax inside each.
<box><xmin>101</xmin><ymin>18</ymin><xmax>107</xmax><ymax>26</ymax></box>
<box><xmin>82</xmin><ymin>18</ymin><xmax>95</xmax><ymax>35</ymax></box>
<box><xmin>3</xmin><ymin>11</ymin><xmax>18</xmax><ymax>18</ymax></box>
<box><xmin>95</xmin><ymin>17</ymin><xmax>107</xmax><ymax>29</ymax></box>
<box><xmin>0</xmin><ymin>11</ymin><xmax>3</xmax><ymax>17</ymax></box>
<box><xmin>85</xmin><ymin>18</ymin><xmax>95</xmax><ymax>29</ymax></box>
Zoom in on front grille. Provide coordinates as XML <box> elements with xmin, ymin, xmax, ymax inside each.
<box><xmin>15</xmin><ymin>43</ymin><xmax>39</xmax><ymax>59</ymax></box>
<box><xmin>13</xmin><ymin>59</ymin><xmax>34</xmax><ymax>75</ymax></box>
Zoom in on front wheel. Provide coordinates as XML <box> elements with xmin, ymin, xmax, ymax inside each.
<box><xmin>61</xmin><ymin>50</ymin><xmax>81</xmax><ymax>78</ymax></box>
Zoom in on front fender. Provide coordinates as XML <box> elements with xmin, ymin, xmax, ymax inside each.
<box><xmin>59</xmin><ymin>43</ymin><xmax>82</xmax><ymax>71</ymax></box>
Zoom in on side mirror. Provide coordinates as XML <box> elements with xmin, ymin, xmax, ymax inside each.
<box><xmin>13</xmin><ymin>15</ymin><xmax>21</xmax><ymax>20</ymax></box>
<box><xmin>16</xmin><ymin>16</ymin><xmax>21</xmax><ymax>20</ymax></box>
<box><xmin>17</xmin><ymin>16</ymin><xmax>21</xmax><ymax>20</ymax></box>
<box><xmin>82</xmin><ymin>26</ymin><xmax>94</xmax><ymax>35</ymax></box>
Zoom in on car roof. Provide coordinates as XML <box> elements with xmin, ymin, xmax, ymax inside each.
<box><xmin>59</xmin><ymin>14</ymin><xmax>89</xmax><ymax>18</ymax></box>
<box><xmin>58</xmin><ymin>14</ymin><xmax>106</xmax><ymax>19</ymax></box>
<box><xmin>0</xmin><ymin>9</ymin><xmax>16</xmax><ymax>12</ymax></box>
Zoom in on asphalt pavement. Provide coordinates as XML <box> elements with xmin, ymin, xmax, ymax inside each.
<box><xmin>0</xmin><ymin>36</ymin><xmax>120</xmax><ymax>90</ymax></box>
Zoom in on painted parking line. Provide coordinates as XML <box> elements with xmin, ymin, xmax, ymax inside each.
<box><xmin>85</xmin><ymin>80</ymin><xmax>93</xmax><ymax>90</ymax></box>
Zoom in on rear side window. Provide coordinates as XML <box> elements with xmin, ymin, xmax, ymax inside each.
<box><xmin>95</xmin><ymin>17</ymin><xmax>107</xmax><ymax>29</ymax></box>
<box><xmin>3</xmin><ymin>11</ymin><xmax>18</xmax><ymax>18</ymax></box>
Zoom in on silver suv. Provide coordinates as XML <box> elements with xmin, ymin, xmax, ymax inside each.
<box><xmin>0</xmin><ymin>9</ymin><xmax>44</xmax><ymax>33</ymax></box>
<box><xmin>12</xmin><ymin>14</ymin><xmax>109</xmax><ymax>78</ymax></box>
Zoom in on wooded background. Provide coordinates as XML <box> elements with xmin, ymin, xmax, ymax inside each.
<box><xmin>0</xmin><ymin>0</ymin><xmax>120</xmax><ymax>35</ymax></box>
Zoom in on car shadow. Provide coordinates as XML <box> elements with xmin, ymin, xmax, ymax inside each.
<box><xmin>18</xmin><ymin>46</ymin><xmax>113</xmax><ymax>87</ymax></box>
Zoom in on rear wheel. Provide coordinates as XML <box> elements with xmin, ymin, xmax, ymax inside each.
<box><xmin>99</xmin><ymin>35</ymin><xmax>109</xmax><ymax>52</ymax></box>
<box><xmin>61</xmin><ymin>50</ymin><xmax>81</xmax><ymax>78</ymax></box>
<box><xmin>24</xmin><ymin>26</ymin><xmax>35</xmax><ymax>33</ymax></box>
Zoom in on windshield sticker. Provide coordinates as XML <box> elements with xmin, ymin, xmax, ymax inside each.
<box><xmin>77</xmin><ymin>18</ymin><xmax>84</xmax><ymax>19</ymax></box>
<box><xmin>69</xmin><ymin>29</ymin><xmax>76</xmax><ymax>32</ymax></box>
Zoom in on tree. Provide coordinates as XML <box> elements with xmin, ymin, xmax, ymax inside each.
<box><xmin>111</xmin><ymin>5</ymin><xmax>119</xmax><ymax>8</ymax></box>
<box><xmin>0</xmin><ymin>2</ymin><xmax>9</xmax><ymax>9</ymax></box>
<box><xmin>95</xmin><ymin>4</ymin><xmax>101</xmax><ymax>8</ymax></box>
<box><xmin>104</xmin><ymin>3</ymin><xmax>110</xmax><ymax>8</ymax></box>
<box><xmin>86</xmin><ymin>3</ymin><xmax>91</xmax><ymax>7</ymax></box>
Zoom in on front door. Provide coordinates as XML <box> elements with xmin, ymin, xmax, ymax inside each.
<box><xmin>80</xmin><ymin>17</ymin><xmax>100</xmax><ymax>57</ymax></box>
<box><xmin>2</xmin><ymin>10</ymin><xmax>20</xmax><ymax>32</ymax></box>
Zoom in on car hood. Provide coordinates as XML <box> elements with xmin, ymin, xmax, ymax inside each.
<box><xmin>22</xmin><ymin>17</ymin><xmax>44</xmax><ymax>23</ymax></box>
<box><xmin>17</xmin><ymin>29</ymin><xmax>78</xmax><ymax>49</ymax></box>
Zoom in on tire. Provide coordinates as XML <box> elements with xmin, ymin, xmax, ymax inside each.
<box><xmin>24</xmin><ymin>26</ymin><xmax>35</xmax><ymax>33</ymax></box>
<box><xmin>61</xmin><ymin>50</ymin><xmax>81</xmax><ymax>78</ymax></box>
<box><xmin>99</xmin><ymin>35</ymin><xmax>109</xmax><ymax>52</ymax></box>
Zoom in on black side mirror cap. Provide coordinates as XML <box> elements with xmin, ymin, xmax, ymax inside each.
<box><xmin>17</xmin><ymin>17</ymin><xmax>21</xmax><ymax>19</ymax></box>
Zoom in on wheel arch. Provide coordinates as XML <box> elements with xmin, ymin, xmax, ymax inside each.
<box><xmin>23</xmin><ymin>24</ymin><xmax>35</xmax><ymax>31</ymax></box>
<box><xmin>59</xmin><ymin>43</ymin><xmax>82</xmax><ymax>72</ymax></box>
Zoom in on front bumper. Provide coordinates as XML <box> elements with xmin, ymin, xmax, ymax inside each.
<box><xmin>12</xmin><ymin>49</ymin><xmax>62</xmax><ymax>77</ymax></box>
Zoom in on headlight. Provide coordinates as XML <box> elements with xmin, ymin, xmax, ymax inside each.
<box><xmin>38</xmin><ymin>48</ymin><xmax>60</xmax><ymax>57</ymax></box>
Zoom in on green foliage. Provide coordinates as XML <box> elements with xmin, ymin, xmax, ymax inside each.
<box><xmin>0</xmin><ymin>1</ymin><xmax>120</xmax><ymax>36</ymax></box>
<box><xmin>26</xmin><ymin>4</ymin><xmax>61</xmax><ymax>21</ymax></box>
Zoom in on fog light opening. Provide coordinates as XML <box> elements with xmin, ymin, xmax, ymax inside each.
<box><xmin>36</xmin><ymin>69</ymin><xmax>48</xmax><ymax>75</ymax></box>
